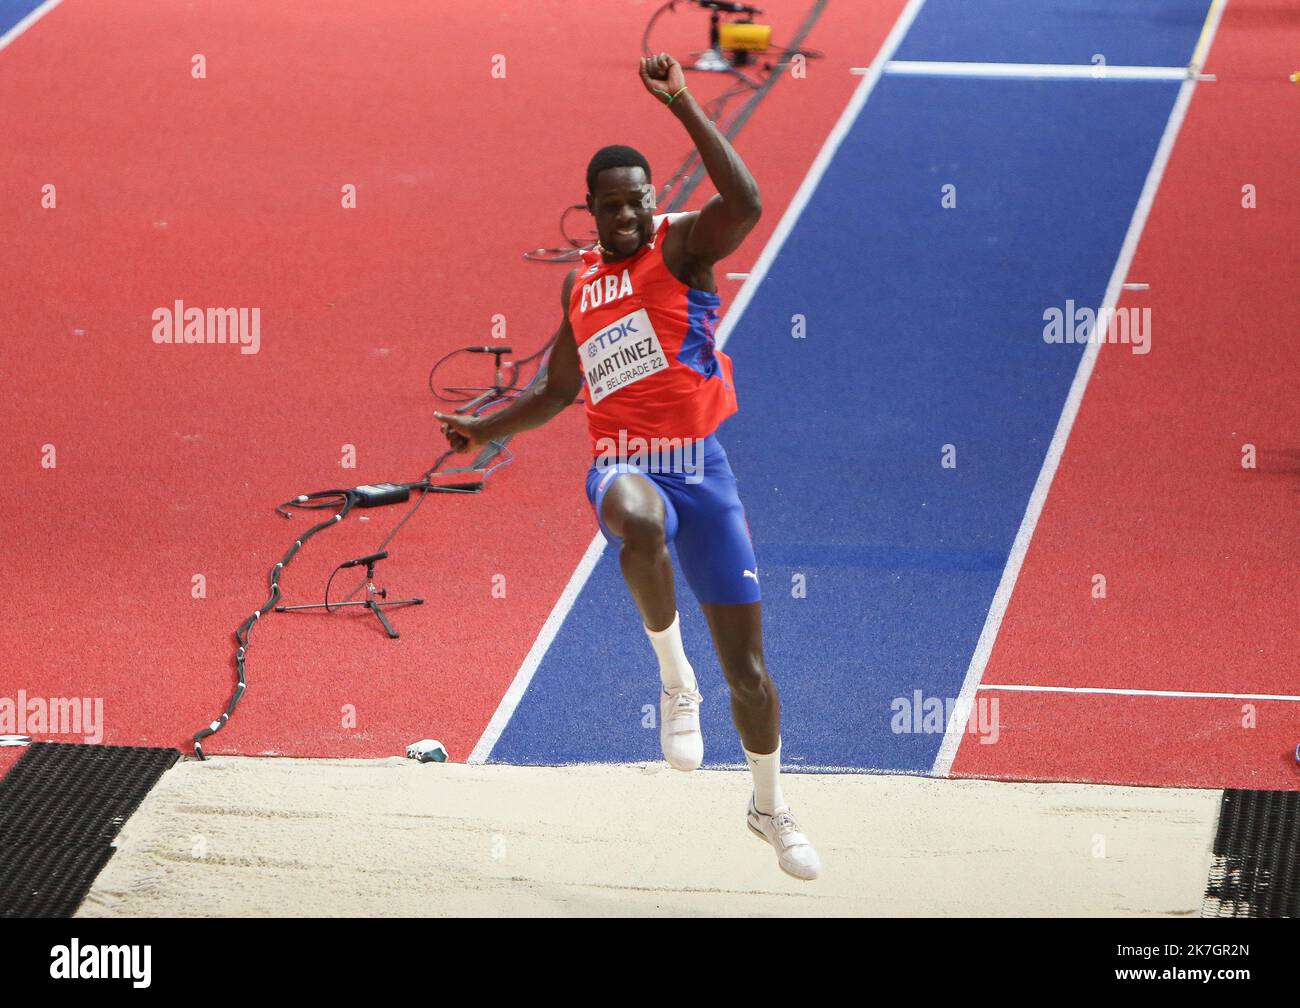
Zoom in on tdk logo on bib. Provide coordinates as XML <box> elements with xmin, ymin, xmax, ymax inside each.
<box><xmin>586</xmin><ymin>315</ymin><xmax>640</xmax><ymax>354</ymax></box>
<box><xmin>580</xmin><ymin>308</ymin><xmax>667</xmax><ymax>405</ymax></box>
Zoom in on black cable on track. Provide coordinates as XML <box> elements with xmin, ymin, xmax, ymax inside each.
<box><xmin>191</xmin><ymin>489</ymin><xmax>355</xmax><ymax>759</ymax></box>
<box><xmin>665</xmin><ymin>0</ymin><xmax>830</xmax><ymax>213</ymax></box>
<box><xmin>525</xmin><ymin>1</ymin><xmax>828</xmax><ymax>262</ymax></box>
<box><xmin>192</xmin><ymin>353</ymin><xmax>544</xmax><ymax>760</ymax></box>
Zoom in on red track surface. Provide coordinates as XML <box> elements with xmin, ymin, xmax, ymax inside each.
<box><xmin>951</xmin><ymin>0</ymin><xmax>1300</xmax><ymax>788</ymax></box>
<box><xmin>0</xmin><ymin>1</ymin><xmax>902</xmax><ymax>763</ymax></box>
<box><xmin>7</xmin><ymin>1</ymin><xmax>1289</xmax><ymax>789</ymax></box>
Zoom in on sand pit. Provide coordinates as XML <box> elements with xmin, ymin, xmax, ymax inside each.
<box><xmin>77</xmin><ymin>757</ymin><xmax>1220</xmax><ymax>917</ymax></box>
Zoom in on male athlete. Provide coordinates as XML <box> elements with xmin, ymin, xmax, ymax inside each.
<box><xmin>436</xmin><ymin>53</ymin><xmax>819</xmax><ymax>880</ymax></box>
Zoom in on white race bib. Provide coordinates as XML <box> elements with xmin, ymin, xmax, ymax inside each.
<box><xmin>579</xmin><ymin>308</ymin><xmax>668</xmax><ymax>405</ymax></box>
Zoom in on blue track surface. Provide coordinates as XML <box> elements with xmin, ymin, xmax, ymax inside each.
<box><xmin>487</xmin><ymin>1</ymin><xmax>1211</xmax><ymax>772</ymax></box>
<box><xmin>0</xmin><ymin>0</ymin><xmax>46</xmax><ymax>39</ymax></box>
<box><xmin>895</xmin><ymin>0</ymin><xmax>1208</xmax><ymax>67</ymax></box>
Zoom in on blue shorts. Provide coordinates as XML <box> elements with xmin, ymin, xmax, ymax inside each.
<box><xmin>585</xmin><ymin>434</ymin><xmax>761</xmax><ymax>605</ymax></box>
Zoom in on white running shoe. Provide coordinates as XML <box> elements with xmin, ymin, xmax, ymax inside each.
<box><xmin>659</xmin><ymin>687</ymin><xmax>704</xmax><ymax>771</ymax></box>
<box><xmin>747</xmin><ymin>796</ymin><xmax>821</xmax><ymax>880</ymax></box>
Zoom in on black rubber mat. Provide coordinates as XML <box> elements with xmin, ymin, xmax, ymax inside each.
<box><xmin>1203</xmin><ymin>789</ymin><xmax>1300</xmax><ymax>918</ymax></box>
<box><xmin>0</xmin><ymin>742</ymin><xmax>179</xmax><ymax>917</ymax></box>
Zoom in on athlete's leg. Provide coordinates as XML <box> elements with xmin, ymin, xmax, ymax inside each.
<box><xmin>700</xmin><ymin>601</ymin><xmax>818</xmax><ymax>880</ymax></box>
<box><xmin>671</xmin><ymin>439</ymin><xmax>771</xmax><ymax>749</ymax></box>
<box><xmin>600</xmin><ymin>474</ymin><xmax>676</xmax><ymax>632</ymax></box>
<box><xmin>675</xmin><ymin>438</ymin><xmax>819</xmax><ymax>878</ymax></box>
<box><xmin>587</xmin><ymin>464</ymin><xmax>703</xmax><ymax>771</ymax></box>
<box><xmin>699</xmin><ymin>601</ymin><xmax>779</xmax><ymax>756</ymax></box>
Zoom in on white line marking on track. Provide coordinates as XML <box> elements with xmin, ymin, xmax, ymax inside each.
<box><xmin>468</xmin><ymin>0</ymin><xmax>931</xmax><ymax>763</ymax></box>
<box><xmin>1190</xmin><ymin>0</ymin><xmax>1226</xmax><ymax>73</ymax></box>
<box><xmin>0</xmin><ymin>0</ymin><xmax>63</xmax><ymax>53</ymax></box>
<box><xmin>884</xmin><ymin>60</ymin><xmax>1193</xmax><ymax>80</ymax></box>
<box><xmin>931</xmin><ymin>2</ymin><xmax>1231</xmax><ymax>778</ymax></box>
<box><xmin>468</xmin><ymin>534</ymin><xmax>608</xmax><ymax>764</ymax></box>
<box><xmin>715</xmin><ymin>0</ymin><xmax>928</xmax><ymax>355</ymax></box>
<box><xmin>980</xmin><ymin>684</ymin><xmax>1300</xmax><ymax>703</ymax></box>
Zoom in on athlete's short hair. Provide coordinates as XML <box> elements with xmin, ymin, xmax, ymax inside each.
<box><xmin>586</xmin><ymin>145</ymin><xmax>652</xmax><ymax>196</ymax></box>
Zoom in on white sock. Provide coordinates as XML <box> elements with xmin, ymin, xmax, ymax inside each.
<box><xmin>744</xmin><ymin>740</ymin><xmax>785</xmax><ymax>815</ymax></box>
<box><xmin>645</xmin><ymin>612</ymin><xmax>697</xmax><ymax>693</ymax></box>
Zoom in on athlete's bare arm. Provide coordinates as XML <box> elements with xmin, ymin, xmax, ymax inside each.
<box><xmin>640</xmin><ymin>53</ymin><xmax>763</xmax><ymax>290</ymax></box>
<box><xmin>436</xmin><ymin>268</ymin><xmax>582</xmax><ymax>453</ymax></box>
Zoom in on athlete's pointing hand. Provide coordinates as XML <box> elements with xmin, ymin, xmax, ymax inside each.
<box><xmin>434</xmin><ymin>411</ymin><xmax>488</xmax><ymax>454</ymax></box>
<box><xmin>640</xmin><ymin>52</ymin><xmax>687</xmax><ymax>105</ymax></box>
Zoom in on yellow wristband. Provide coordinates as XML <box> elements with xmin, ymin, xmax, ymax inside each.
<box><xmin>666</xmin><ymin>85</ymin><xmax>689</xmax><ymax>106</ymax></box>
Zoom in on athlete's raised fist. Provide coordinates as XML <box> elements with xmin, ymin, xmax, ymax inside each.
<box><xmin>640</xmin><ymin>53</ymin><xmax>687</xmax><ymax>103</ymax></box>
<box><xmin>434</xmin><ymin>411</ymin><xmax>488</xmax><ymax>454</ymax></box>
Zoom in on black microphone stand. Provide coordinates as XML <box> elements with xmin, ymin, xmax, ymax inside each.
<box><xmin>276</xmin><ymin>552</ymin><xmax>422</xmax><ymax>639</ymax></box>
<box><xmin>276</xmin><ymin>356</ymin><xmax>512</xmax><ymax>639</ymax></box>
<box><xmin>442</xmin><ymin>346</ymin><xmax>521</xmax><ymax>401</ymax></box>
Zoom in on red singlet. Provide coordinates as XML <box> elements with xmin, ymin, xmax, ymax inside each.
<box><xmin>567</xmin><ymin>214</ymin><xmax>738</xmax><ymax>457</ymax></box>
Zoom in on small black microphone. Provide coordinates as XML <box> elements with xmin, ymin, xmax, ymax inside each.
<box><xmin>467</xmin><ymin>346</ymin><xmax>512</xmax><ymax>354</ymax></box>
<box><xmin>340</xmin><ymin>550</ymin><xmax>388</xmax><ymax>569</ymax></box>
<box><xmin>694</xmin><ymin>0</ymin><xmax>763</xmax><ymax>13</ymax></box>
